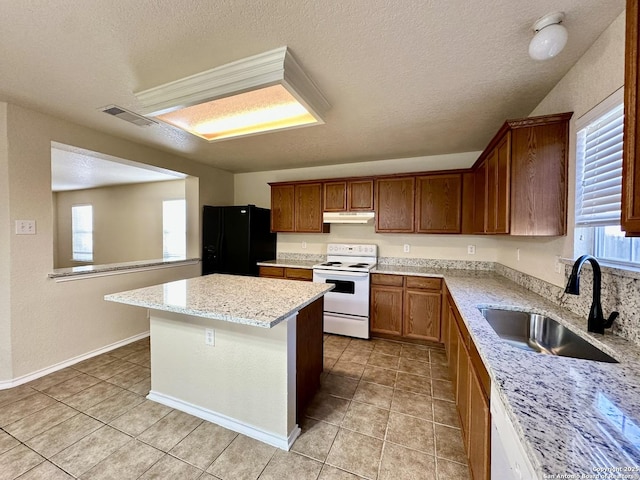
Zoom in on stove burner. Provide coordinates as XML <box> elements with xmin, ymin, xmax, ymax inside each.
<box><xmin>319</xmin><ymin>261</ymin><xmax>342</xmax><ymax>266</ymax></box>
<box><xmin>349</xmin><ymin>263</ymin><xmax>369</xmax><ymax>268</ymax></box>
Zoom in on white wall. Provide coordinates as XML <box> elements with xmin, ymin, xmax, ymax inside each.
<box><xmin>495</xmin><ymin>10</ymin><xmax>625</xmax><ymax>287</ymax></box>
<box><xmin>2</xmin><ymin>102</ymin><xmax>234</xmax><ymax>381</ymax></box>
<box><xmin>55</xmin><ymin>179</ymin><xmax>186</xmax><ymax>268</ymax></box>
<box><xmin>235</xmin><ymin>152</ymin><xmax>500</xmax><ymax>261</ymax></box>
<box><xmin>0</xmin><ymin>103</ymin><xmax>11</xmax><ymax>381</ymax></box>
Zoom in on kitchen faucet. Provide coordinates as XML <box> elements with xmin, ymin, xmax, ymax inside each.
<box><xmin>564</xmin><ymin>255</ymin><xmax>618</xmax><ymax>334</ymax></box>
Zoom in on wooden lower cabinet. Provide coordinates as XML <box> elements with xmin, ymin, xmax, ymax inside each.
<box><xmin>370</xmin><ymin>274</ymin><xmax>442</xmax><ymax>343</ymax></box>
<box><xmin>446</xmin><ymin>293</ymin><xmax>491</xmax><ymax>480</ymax></box>
<box><xmin>258</xmin><ymin>266</ymin><xmax>313</xmax><ymax>281</ymax></box>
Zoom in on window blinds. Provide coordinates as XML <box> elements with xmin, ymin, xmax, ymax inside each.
<box><xmin>575</xmin><ymin>103</ymin><xmax>624</xmax><ymax>227</ymax></box>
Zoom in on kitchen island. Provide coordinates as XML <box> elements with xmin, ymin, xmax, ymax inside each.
<box><xmin>105</xmin><ymin>274</ymin><xmax>333</xmax><ymax>450</ymax></box>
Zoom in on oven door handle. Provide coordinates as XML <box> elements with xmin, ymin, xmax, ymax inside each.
<box><xmin>313</xmin><ymin>269</ymin><xmax>369</xmax><ymax>278</ymax></box>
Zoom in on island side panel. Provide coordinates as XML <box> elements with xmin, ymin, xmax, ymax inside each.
<box><xmin>296</xmin><ymin>297</ymin><xmax>324</xmax><ymax>421</ymax></box>
<box><xmin>148</xmin><ymin>310</ymin><xmax>294</xmax><ymax>445</ymax></box>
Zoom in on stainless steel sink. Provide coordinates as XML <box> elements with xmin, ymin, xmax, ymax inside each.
<box><xmin>479</xmin><ymin>308</ymin><xmax>618</xmax><ymax>363</ymax></box>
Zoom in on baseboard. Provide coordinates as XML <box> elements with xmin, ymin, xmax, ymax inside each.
<box><xmin>0</xmin><ymin>331</ymin><xmax>149</xmax><ymax>390</ymax></box>
<box><xmin>147</xmin><ymin>390</ymin><xmax>301</xmax><ymax>451</ymax></box>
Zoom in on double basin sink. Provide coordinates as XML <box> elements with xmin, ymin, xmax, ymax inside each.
<box><xmin>479</xmin><ymin>308</ymin><xmax>618</xmax><ymax>363</ymax></box>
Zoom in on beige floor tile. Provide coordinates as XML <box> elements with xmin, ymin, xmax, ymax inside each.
<box><xmin>433</xmin><ymin>399</ymin><xmax>460</xmax><ymax>427</ymax></box>
<box><xmin>258</xmin><ymin>449</ymin><xmax>323</xmax><ymax>480</ymax></box>
<box><xmin>397</xmin><ymin>357</ymin><xmax>431</xmax><ymax>377</ymax></box>
<box><xmin>291</xmin><ymin>417</ymin><xmax>339</xmax><ymax>462</ymax></box>
<box><xmin>432</xmin><ymin>379</ymin><xmax>455</xmax><ymax>401</ymax></box>
<box><xmin>84</xmin><ymin>389</ymin><xmax>145</xmax><ymax>423</ymax></box>
<box><xmin>352</xmin><ymin>382</ymin><xmax>393</xmax><ymax>409</ymax></box>
<box><xmin>331</xmin><ymin>360</ymin><xmax>365</xmax><ymax>379</ymax></box>
<box><xmin>15</xmin><ymin>460</ymin><xmax>73</xmax><ymax>479</ymax></box>
<box><xmin>51</xmin><ymin>426</ymin><xmax>132</xmax><ymax>478</ymax></box>
<box><xmin>434</xmin><ymin>424</ymin><xmax>467</xmax><ymax>465</ymax></box>
<box><xmin>4</xmin><ymin>403</ymin><xmax>77</xmax><ymax>442</ymax></box>
<box><xmin>121</xmin><ymin>349</ymin><xmax>151</xmax><ymax>367</ymax></box>
<box><xmin>430</xmin><ymin>363</ymin><xmax>451</xmax><ymax>381</ymax></box>
<box><xmin>386</xmin><ymin>412</ymin><xmax>435</xmax><ymax>454</ymax></box>
<box><xmin>0</xmin><ymin>445</ymin><xmax>44</xmax><ymax>480</ymax></box>
<box><xmin>437</xmin><ymin>458</ymin><xmax>471</xmax><ymax>479</ymax></box>
<box><xmin>395</xmin><ymin>372</ymin><xmax>432</xmax><ymax>396</ymax></box>
<box><xmin>170</xmin><ymin>421</ymin><xmax>238</xmax><ymax>470</ymax></box>
<box><xmin>318</xmin><ymin>464</ymin><xmax>366</xmax><ymax>479</ymax></box>
<box><xmin>127</xmin><ymin>377</ymin><xmax>151</xmax><ymax>396</ymax></box>
<box><xmin>372</xmin><ymin>340</ymin><xmax>401</xmax><ymax>357</ymax></box>
<box><xmin>137</xmin><ymin>409</ymin><xmax>202</xmax><ymax>452</ymax></box>
<box><xmin>360</xmin><ymin>366</ymin><xmax>397</xmax><ymax>388</ymax></box>
<box><xmin>0</xmin><ymin>392</ymin><xmax>56</xmax><ymax>427</ymax></box>
<box><xmin>367</xmin><ymin>352</ymin><xmax>400</xmax><ymax>370</ymax></box>
<box><xmin>78</xmin><ymin>439</ymin><xmax>164</xmax><ymax>480</ymax></box>
<box><xmin>72</xmin><ymin>354</ymin><xmax>120</xmax><ymax>373</ymax></box>
<box><xmin>400</xmin><ymin>344</ymin><xmax>430</xmax><ymax>362</ymax></box>
<box><xmin>26</xmin><ymin>413</ymin><xmax>102</xmax><ymax>457</ymax></box>
<box><xmin>338</xmin><ymin>350</ymin><xmax>371</xmax><ymax>365</ymax></box>
<box><xmin>41</xmin><ymin>373</ymin><xmax>102</xmax><ymax>400</ymax></box>
<box><xmin>0</xmin><ymin>386</ymin><xmax>37</xmax><ymax>409</ymax></box>
<box><xmin>26</xmin><ymin>368</ymin><xmax>80</xmax><ymax>392</ymax></box>
<box><xmin>0</xmin><ymin>430</ymin><xmax>19</xmax><ymax>455</ymax></box>
<box><xmin>344</xmin><ymin>339</ymin><xmax>374</xmax><ymax>352</ymax></box>
<box><xmin>379</xmin><ymin>442</ymin><xmax>436</xmax><ymax>480</ymax></box>
<box><xmin>321</xmin><ymin>374</ymin><xmax>359</xmax><ymax>399</ymax></box>
<box><xmin>305</xmin><ymin>392</ymin><xmax>350</xmax><ymax>425</ymax></box>
<box><xmin>199</xmin><ymin>474</ymin><xmax>223</xmax><ymax>480</ymax></box>
<box><xmin>207</xmin><ymin>434</ymin><xmax>276</xmax><ymax>480</ymax></box>
<box><xmin>138</xmin><ymin>453</ymin><xmax>202</xmax><ymax>479</ymax></box>
<box><xmin>105</xmin><ymin>364</ymin><xmax>151</xmax><ymax>389</ymax></box>
<box><xmin>324</xmin><ymin>357</ymin><xmax>338</xmax><ymax>372</ymax></box>
<box><xmin>325</xmin><ymin>429</ymin><xmax>382</xmax><ymax>480</ymax></box>
<box><xmin>341</xmin><ymin>401</ymin><xmax>389</xmax><ymax>439</ymax></box>
<box><xmin>109</xmin><ymin>399</ymin><xmax>172</xmax><ymax>436</ymax></box>
<box><xmin>390</xmin><ymin>389</ymin><xmax>433</xmax><ymax>421</ymax></box>
<box><xmin>109</xmin><ymin>342</ymin><xmax>148</xmax><ymax>359</ymax></box>
<box><xmin>80</xmin><ymin>359</ymin><xmax>138</xmax><ymax>381</ymax></box>
<box><xmin>63</xmin><ymin>382</ymin><xmax>124</xmax><ymax>411</ymax></box>
<box><xmin>324</xmin><ymin>345</ymin><xmax>347</xmax><ymax>360</ymax></box>
<box><xmin>429</xmin><ymin>349</ymin><xmax>448</xmax><ymax>365</ymax></box>
<box><xmin>324</xmin><ymin>336</ymin><xmax>351</xmax><ymax>350</ymax></box>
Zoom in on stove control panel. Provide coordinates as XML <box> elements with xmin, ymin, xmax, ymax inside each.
<box><xmin>326</xmin><ymin>243</ymin><xmax>377</xmax><ymax>256</ymax></box>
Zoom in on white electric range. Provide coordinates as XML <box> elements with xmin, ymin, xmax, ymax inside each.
<box><xmin>312</xmin><ymin>243</ymin><xmax>377</xmax><ymax>339</ymax></box>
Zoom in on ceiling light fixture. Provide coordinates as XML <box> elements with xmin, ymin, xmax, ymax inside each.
<box><xmin>528</xmin><ymin>12</ymin><xmax>568</xmax><ymax>61</ymax></box>
<box><xmin>134</xmin><ymin>47</ymin><xmax>330</xmax><ymax>142</ymax></box>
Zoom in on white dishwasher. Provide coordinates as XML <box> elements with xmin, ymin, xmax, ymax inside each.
<box><xmin>491</xmin><ymin>384</ymin><xmax>536</xmax><ymax>480</ymax></box>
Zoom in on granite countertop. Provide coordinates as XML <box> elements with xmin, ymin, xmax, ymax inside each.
<box><xmin>375</xmin><ymin>266</ymin><xmax>640</xmax><ymax>475</ymax></box>
<box><xmin>49</xmin><ymin>258</ymin><xmax>200</xmax><ymax>279</ymax></box>
<box><xmin>105</xmin><ymin>273</ymin><xmax>334</xmax><ymax>328</ymax></box>
<box><xmin>257</xmin><ymin>259</ymin><xmax>318</xmax><ymax>269</ymax></box>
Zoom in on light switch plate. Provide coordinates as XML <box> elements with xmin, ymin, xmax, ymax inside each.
<box><xmin>15</xmin><ymin>220</ymin><xmax>36</xmax><ymax>235</ymax></box>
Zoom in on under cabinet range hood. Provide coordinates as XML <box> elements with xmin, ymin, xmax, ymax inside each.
<box><xmin>322</xmin><ymin>212</ymin><xmax>375</xmax><ymax>224</ymax></box>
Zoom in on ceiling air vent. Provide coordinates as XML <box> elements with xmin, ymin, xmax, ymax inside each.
<box><xmin>100</xmin><ymin>105</ymin><xmax>157</xmax><ymax>127</ymax></box>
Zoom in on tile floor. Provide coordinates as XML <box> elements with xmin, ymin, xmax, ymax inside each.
<box><xmin>0</xmin><ymin>335</ymin><xmax>470</xmax><ymax>480</ymax></box>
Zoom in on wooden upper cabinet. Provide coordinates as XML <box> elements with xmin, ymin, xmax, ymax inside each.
<box><xmin>295</xmin><ymin>183</ymin><xmax>325</xmax><ymax>233</ymax></box>
<box><xmin>461</xmin><ymin>172</ymin><xmax>476</xmax><ymax>235</ymax></box>
<box><xmin>415</xmin><ymin>174</ymin><xmax>462</xmax><ymax>233</ymax></box>
<box><xmin>323</xmin><ymin>179</ymin><xmax>374</xmax><ymax>212</ymax></box>
<box><xmin>623</xmin><ymin>0</ymin><xmax>640</xmax><ymax>236</ymax></box>
<box><xmin>375</xmin><ymin>177</ymin><xmax>416</xmax><ymax>232</ymax></box>
<box><xmin>471</xmin><ymin>112</ymin><xmax>572</xmax><ymax>236</ymax></box>
<box><xmin>270</xmin><ymin>184</ymin><xmax>295</xmax><ymax>232</ymax></box>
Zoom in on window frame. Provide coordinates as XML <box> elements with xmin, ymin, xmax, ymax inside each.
<box><xmin>71</xmin><ymin>204</ymin><xmax>94</xmax><ymax>263</ymax></box>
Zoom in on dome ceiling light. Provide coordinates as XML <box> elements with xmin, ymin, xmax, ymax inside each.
<box><xmin>528</xmin><ymin>12</ymin><xmax>568</xmax><ymax>61</ymax></box>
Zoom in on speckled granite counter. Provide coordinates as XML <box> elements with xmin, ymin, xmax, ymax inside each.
<box><xmin>375</xmin><ymin>266</ymin><xmax>640</xmax><ymax>475</ymax></box>
<box><xmin>105</xmin><ymin>273</ymin><xmax>333</xmax><ymax>328</ymax></box>
<box><xmin>49</xmin><ymin>258</ymin><xmax>200</xmax><ymax>279</ymax></box>
<box><xmin>257</xmin><ymin>259</ymin><xmax>317</xmax><ymax>269</ymax></box>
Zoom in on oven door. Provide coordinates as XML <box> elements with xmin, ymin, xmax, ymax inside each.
<box><xmin>312</xmin><ymin>269</ymin><xmax>370</xmax><ymax>317</ymax></box>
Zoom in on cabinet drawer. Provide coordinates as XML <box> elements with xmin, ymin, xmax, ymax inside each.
<box><xmin>405</xmin><ymin>276</ymin><xmax>442</xmax><ymax>291</ymax></box>
<box><xmin>259</xmin><ymin>266</ymin><xmax>284</xmax><ymax>278</ymax></box>
<box><xmin>371</xmin><ymin>273</ymin><xmax>404</xmax><ymax>287</ymax></box>
<box><xmin>285</xmin><ymin>267</ymin><xmax>313</xmax><ymax>281</ymax></box>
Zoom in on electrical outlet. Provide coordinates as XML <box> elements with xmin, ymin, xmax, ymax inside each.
<box><xmin>403</xmin><ymin>244</ymin><xmax>410</xmax><ymax>253</ymax></box>
<box><xmin>15</xmin><ymin>220</ymin><xmax>36</xmax><ymax>235</ymax></box>
<box><xmin>555</xmin><ymin>256</ymin><xmax>563</xmax><ymax>274</ymax></box>
<box><xmin>516</xmin><ymin>248</ymin><xmax>521</xmax><ymax>261</ymax></box>
<box><xmin>302</xmin><ymin>242</ymin><xmax>307</xmax><ymax>249</ymax></box>
<box><xmin>467</xmin><ymin>245</ymin><xmax>476</xmax><ymax>255</ymax></box>
<box><xmin>205</xmin><ymin>328</ymin><xmax>215</xmax><ymax>346</ymax></box>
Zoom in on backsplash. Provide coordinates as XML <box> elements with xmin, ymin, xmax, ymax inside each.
<box><xmin>496</xmin><ymin>263</ymin><xmax>640</xmax><ymax>347</ymax></box>
<box><xmin>377</xmin><ymin>257</ymin><xmax>495</xmax><ymax>270</ymax></box>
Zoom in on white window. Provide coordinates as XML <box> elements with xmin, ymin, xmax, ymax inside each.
<box><xmin>575</xmin><ymin>89</ymin><xmax>640</xmax><ymax>268</ymax></box>
<box><xmin>163</xmin><ymin>199</ymin><xmax>186</xmax><ymax>260</ymax></box>
<box><xmin>72</xmin><ymin>204</ymin><xmax>93</xmax><ymax>262</ymax></box>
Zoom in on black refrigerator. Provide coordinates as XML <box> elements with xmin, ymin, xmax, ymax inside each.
<box><xmin>202</xmin><ymin>205</ymin><xmax>276</xmax><ymax>276</ymax></box>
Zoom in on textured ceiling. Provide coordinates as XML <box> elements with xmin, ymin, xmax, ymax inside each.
<box><xmin>0</xmin><ymin>0</ymin><xmax>625</xmax><ymax>173</ymax></box>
